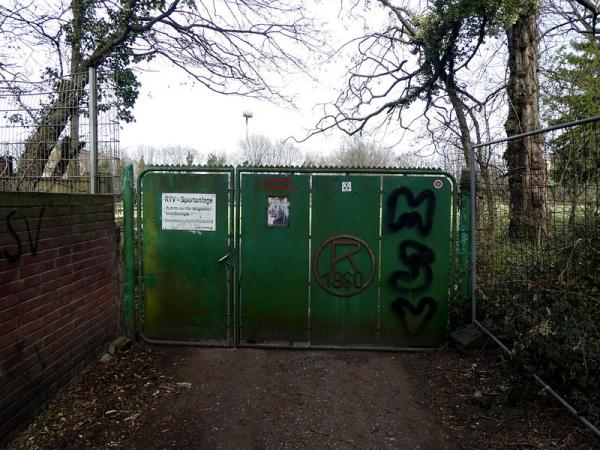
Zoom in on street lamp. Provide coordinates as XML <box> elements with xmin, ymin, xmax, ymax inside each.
<box><xmin>242</xmin><ymin>110</ymin><xmax>253</xmax><ymax>145</ymax></box>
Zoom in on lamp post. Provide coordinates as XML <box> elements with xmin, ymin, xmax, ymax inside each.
<box><xmin>242</xmin><ymin>110</ymin><xmax>253</xmax><ymax>146</ymax></box>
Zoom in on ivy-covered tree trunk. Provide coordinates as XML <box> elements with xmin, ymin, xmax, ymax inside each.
<box><xmin>504</xmin><ymin>5</ymin><xmax>548</xmax><ymax>241</ymax></box>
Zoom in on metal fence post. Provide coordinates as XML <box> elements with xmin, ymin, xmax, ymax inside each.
<box><xmin>123</xmin><ymin>164</ymin><xmax>135</xmax><ymax>337</ymax></box>
<box><xmin>89</xmin><ymin>66</ymin><xmax>98</xmax><ymax>194</ymax></box>
<box><xmin>469</xmin><ymin>143</ymin><xmax>477</xmax><ymax>323</ymax></box>
<box><xmin>458</xmin><ymin>169</ymin><xmax>472</xmax><ymax>312</ymax></box>
<box><xmin>470</xmin><ymin>118</ymin><xmax>600</xmax><ymax>438</ymax></box>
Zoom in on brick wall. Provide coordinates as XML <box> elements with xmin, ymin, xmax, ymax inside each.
<box><xmin>0</xmin><ymin>193</ymin><xmax>117</xmax><ymax>445</ymax></box>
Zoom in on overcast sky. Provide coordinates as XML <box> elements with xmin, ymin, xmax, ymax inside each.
<box><xmin>121</xmin><ymin>59</ymin><xmax>339</xmax><ymax>156</ymax></box>
<box><xmin>120</xmin><ymin>2</ymin><xmax>404</xmax><ymax>160</ymax></box>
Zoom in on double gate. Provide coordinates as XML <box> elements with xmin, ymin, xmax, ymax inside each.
<box><xmin>136</xmin><ymin>167</ymin><xmax>455</xmax><ymax>350</ymax></box>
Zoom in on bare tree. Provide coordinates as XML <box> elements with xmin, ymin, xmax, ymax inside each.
<box><xmin>545</xmin><ymin>0</ymin><xmax>600</xmax><ymax>39</ymax></box>
<box><xmin>302</xmin><ymin>152</ymin><xmax>327</xmax><ymax>167</ymax></box>
<box><xmin>238</xmin><ymin>135</ymin><xmax>273</xmax><ymax>166</ymax></box>
<box><xmin>330</xmin><ymin>136</ymin><xmax>396</xmax><ymax>167</ymax></box>
<box><xmin>304</xmin><ymin>1</ymin><xmax>510</xmax><ymax>169</ymax></box>
<box><xmin>396</xmin><ymin>152</ymin><xmax>424</xmax><ymax>168</ymax></box>
<box><xmin>238</xmin><ymin>134</ymin><xmax>303</xmax><ymax>166</ymax></box>
<box><xmin>127</xmin><ymin>144</ymin><xmax>202</xmax><ymax>175</ymax></box>
<box><xmin>206</xmin><ymin>151</ymin><xmax>228</xmax><ymax>166</ymax></box>
<box><xmin>504</xmin><ymin>3</ymin><xmax>548</xmax><ymax>240</ymax></box>
<box><xmin>304</xmin><ymin>0</ymin><xmax>550</xmax><ymax>239</ymax></box>
<box><xmin>0</xmin><ymin>0</ymin><xmax>319</xmax><ymax>187</ymax></box>
<box><xmin>160</xmin><ymin>145</ymin><xmax>201</xmax><ymax>166</ymax></box>
<box><xmin>271</xmin><ymin>139</ymin><xmax>303</xmax><ymax>167</ymax></box>
<box><xmin>128</xmin><ymin>145</ymin><xmax>157</xmax><ymax>178</ymax></box>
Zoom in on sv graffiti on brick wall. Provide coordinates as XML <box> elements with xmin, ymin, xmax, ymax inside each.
<box><xmin>386</xmin><ymin>187</ymin><xmax>437</xmax><ymax>335</ymax></box>
<box><xmin>1</xmin><ymin>207</ymin><xmax>45</xmax><ymax>262</ymax></box>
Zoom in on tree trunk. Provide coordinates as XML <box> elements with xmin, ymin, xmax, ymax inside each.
<box><xmin>16</xmin><ymin>78</ymin><xmax>86</xmax><ymax>190</ymax></box>
<box><xmin>445</xmin><ymin>80</ymin><xmax>472</xmax><ymax>168</ymax></box>
<box><xmin>504</xmin><ymin>6</ymin><xmax>548</xmax><ymax>242</ymax></box>
<box><xmin>52</xmin><ymin>135</ymin><xmax>85</xmax><ymax>178</ymax></box>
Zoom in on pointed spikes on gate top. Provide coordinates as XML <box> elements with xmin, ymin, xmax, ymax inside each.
<box><xmin>143</xmin><ymin>164</ymin><xmax>236</xmax><ymax>169</ymax></box>
<box><xmin>231</xmin><ymin>164</ymin><xmax>443</xmax><ymax>171</ymax></box>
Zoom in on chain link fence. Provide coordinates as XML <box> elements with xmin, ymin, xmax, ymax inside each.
<box><xmin>0</xmin><ymin>71</ymin><xmax>121</xmax><ymax>194</ymax></box>
<box><xmin>471</xmin><ymin>116</ymin><xmax>600</xmax><ymax>436</ymax></box>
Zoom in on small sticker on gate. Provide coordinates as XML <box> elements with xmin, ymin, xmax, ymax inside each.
<box><xmin>433</xmin><ymin>179</ymin><xmax>443</xmax><ymax>189</ymax></box>
<box><xmin>341</xmin><ymin>182</ymin><xmax>352</xmax><ymax>192</ymax></box>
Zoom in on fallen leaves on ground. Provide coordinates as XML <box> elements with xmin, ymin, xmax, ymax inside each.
<box><xmin>403</xmin><ymin>347</ymin><xmax>598</xmax><ymax>450</ymax></box>
<box><xmin>8</xmin><ymin>345</ymin><xmax>190</xmax><ymax>450</ymax></box>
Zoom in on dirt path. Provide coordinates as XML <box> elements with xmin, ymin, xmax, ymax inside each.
<box><xmin>9</xmin><ymin>345</ymin><xmax>596</xmax><ymax>450</ymax></box>
<box><xmin>126</xmin><ymin>347</ymin><xmax>456</xmax><ymax>450</ymax></box>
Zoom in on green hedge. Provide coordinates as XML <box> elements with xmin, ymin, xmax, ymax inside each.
<box><xmin>476</xmin><ymin>217</ymin><xmax>600</xmax><ymax>420</ymax></box>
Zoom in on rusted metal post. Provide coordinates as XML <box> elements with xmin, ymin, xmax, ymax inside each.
<box><xmin>458</xmin><ymin>169</ymin><xmax>472</xmax><ymax>316</ymax></box>
<box><xmin>123</xmin><ymin>164</ymin><xmax>135</xmax><ymax>337</ymax></box>
<box><xmin>89</xmin><ymin>67</ymin><xmax>98</xmax><ymax>193</ymax></box>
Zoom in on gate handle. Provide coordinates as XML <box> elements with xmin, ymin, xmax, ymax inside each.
<box><xmin>218</xmin><ymin>253</ymin><xmax>230</xmax><ymax>263</ymax></box>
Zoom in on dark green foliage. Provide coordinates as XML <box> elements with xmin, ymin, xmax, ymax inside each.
<box><xmin>64</xmin><ymin>0</ymin><xmax>151</xmax><ymax>123</ymax></box>
<box><xmin>400</xmin><ymin>0</ymin><xmax>525</xmax><ymax>106</ymax></box>
<box><xmin>544</xmin><ymin>39</ymin><xmax>600</xmax><ymax>188</ymax></box>
<box><xmin>544</xmin><ymin>39</ymin><xmax>600</xmax><ymax>122</ymax></box>
<box><xmin>99</xmin><ymin>69</ymin><xmax>140</xmax><ymax>123</ymax></box>
<box><xmin>478</xmin><ymin>216</ymin><xmax>600</xmax><ymax>420</ymax></box>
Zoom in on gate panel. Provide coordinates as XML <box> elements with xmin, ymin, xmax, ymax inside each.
<box><xmin>140</xmin><ymin>170</ymin><xmax>232</xmax><ymax>345</ymax></box>
<box><xmin>238</xmin><ymin>173</ymin><xmax>310</xmax><ymax>344</ymax></box>
<box><xmin>310</xmin><ymin>175</ymin><xmax>381</xmax><ymax>346</ymax></box>
<box><xmin>134</xmin><ymin>168</ymin><xmax>454</xmax><ymax>349</ymax></box>
<box><xmin>379</xmin><ymin>175</ymin><xmax>453</xmax><ymax>347</ymax></box>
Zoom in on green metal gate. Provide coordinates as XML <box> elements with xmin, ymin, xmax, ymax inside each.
<box><xmin>237</xmin><ymin>168</ymin><xmax>455</xmax><ymax>349</ymax></box>
<box><xmin>131</xmin><ymin>166</ymin><xmax>455</xmax><ymax>349</ymax></box>
<box><xmin>138</xmin><ymin>168</ymin><xmax>233</xmax><ymax>345</ymax></box>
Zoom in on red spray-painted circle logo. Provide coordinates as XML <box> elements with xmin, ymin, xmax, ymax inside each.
<box><xmin>313</xmin><ymin>235</ymin><xmax>376</xmax><ymax>297</ymax></box>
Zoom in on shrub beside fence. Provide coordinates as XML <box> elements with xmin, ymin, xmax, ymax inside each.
<box><xmin>471</xmin><ymin>117</ymin><xmax>600</xmax><ymax>432</ymax></box>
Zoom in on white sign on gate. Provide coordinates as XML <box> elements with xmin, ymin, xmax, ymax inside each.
<box><xmin>162</xmin><ymin>193</ymin><xmax>216</xmax><ymax>231</ymax></box>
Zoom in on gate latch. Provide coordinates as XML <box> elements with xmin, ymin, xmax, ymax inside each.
<box><xmin>218</xmin><ymin>253</ymin><xmax>230</xmax><ymax>263</ymax></box>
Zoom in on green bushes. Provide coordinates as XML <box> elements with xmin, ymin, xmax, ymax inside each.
<box><xmin>477</xmin><ymin>217</ymin><xmax>600</xmax><ymax>420</ymax></box>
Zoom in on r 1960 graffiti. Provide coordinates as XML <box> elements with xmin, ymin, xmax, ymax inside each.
<box><xmin>322</xmin><ymin>270</ymin><xmax>364</xmax><ymax>289</ymax></box>
<box><xmin>313</xmin><ymin>234</ymin><xmax>376</xmax><ymax>297</ymax></box>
